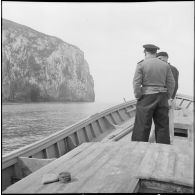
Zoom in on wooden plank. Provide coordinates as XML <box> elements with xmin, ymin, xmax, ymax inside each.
<box><xmin>67</xmin><ymin>134</ymin><xmax>78</xmax><ymax>149</ymax></box>
<box><xmin>97</xmin><ymin>118</ymin><xmax>107</xmax><ymax>132</ymax></box>
<box><xmin>56</xmin><ymin>141</ymin><xmax>65</xmax><ymax>157</ymax></box>
<box><xmin>150</xmin><ymin>145</ymin><xmax>173</xmax><ymax>179</ymax></box>
<box><xmin>173</xmin><ymin>153</ymin><xmax>193</xmax><ymax>186</ymax></box>
<box><xmin>185</xmin><ymin>101</ymin><xmax>192</xmax><ymax>109</ymax></box>
<box><xmin>136</xmin><ymin>143</ymin><xmax>162</xmax><ymax>179</ymax></box>
<box><xmin>76</xmin><ymin>128</ymin><xmax>87</xmax><ymax>145</ymax></box>
<box><xmin>116</xmin><ymin>110</ymin><xmax>125</xmax><ymax>122</ymax></box>
<box><xmin>84</xmin><ymin>125</ymin><xmax>94</xmax><ymax>141</ymax></box>
<box><xmin>126</xmin><ymin>106</ymin><xmax>136</xmax><ymax>118</ymax></box>
<box><xmin>31</xmin><ymin>151</ymin><xmax>44</xmax><ymax>159</ymax></box>
<box><xmin>105</xmin><ymin>115</ymin><xmax>116</xmax><ymax>126</ymax></box>
<box><xmin>73</xmin><ymin>132</ymin><xmax>79</xmax><ymax>146</ymax></box>
<box><xmin>11</xmin><ymin>143</ymin><xmax>122</xmax><ymax>193</ymax></box>
<box><xmin>118</xmin><ymin>131</ymin><xmax>133</xmax><ymax>143</ymax></box>
<box><xmin>2</xmin><ymin>157</ymin><xmax>18</xmax><ymax>170</ymax></box>
<box><xmin>164</xmin><ymin>148</ymin><xmax>177</xmax><ymax>179</ymax></box>
<box><xmin>91</xmin><ymin>121</ymin><xmax>101</xmax><ymax>138</ymax></box>
<box><xmin>77</xmin><ymin>142</ymin><xmax>138</xmax><ymax>193</ymax></box>
<box><xmin>2</xmin><ymin>166</ymin><xmax>14</xmax><ymax>191</ymax></box>
<box><xmin>187</xmin><ymin>102</ymin><xmax>193</xmax><ymax>110</ymax></box>
<box><xmin>113</xmin><ymin>126</ymin><xmax>134</xmax><ymax>141</ymax></box>
<box><xmin>31</xmin><ymin>142</ymin><xmax>144</xmax><ymax>193</ymax></box>
<box><xmin>54</xmin><ymin>141</ymin><xmax>134</xmax><ymax>193</ymax></box>
<box><xmin>92</xmin><ymin>129</ymin><xmax>115</xmax><ymax>142</ymax></box>
<box><xmin>20</xmin><ymin>142</ymin><xmax>112</xmax><ymax>193</ymax></box>
<box><xmin>3</xmin><ymin>142</ymin><xmax>94</xmax><ymax>193</ymax></box>
<box><xmin>139</xmin><ymin>179</ymin><xmax>193</xmax><ymax>193</ymax></box>
<box><xmin>118</xmin><ymin>109</ymin><xmax>129</xmax><ymax>121</ymax></box>
<box><xmin>179</xmin><ymin>99</ymin><xmax>184</xmax><ymax>106</ymax></box>
<box><xmin>180</xmin><ymin>100</ymin><xmax>191</xmax><ymax>109</ymax></box>
<box><xmin>44</xmin><ymin>148</ymin><xmax>49</xmax><ymax>158</ymax></box>
<box><xmin>169</xmin><ymin>106</ymin><xmax>174</xmax><ymax>144</ymax></box>
<box><xmin>125</xmin><ymin>106</ymin><xmax>135</xmax><ymax>113</ymax></box>
<box><xmin>172</xmin><ymin>139</ymin><xmax>193</xmax><ymax>156</ymax></box>
<box><xmin>110</xmin><ymin>113</ymin><xmax>118</xmax><ymax>125</ymax></box>
<box><xmin>91</xmin><ymin>142</ymin><xmax>149</xmax><ymax>193</ymax></box>
<box><xmin>103</xmin><ymin>116</ymin><xmax>116</xmax><ymax>130</ymax></box>
<box><xmin>188</xmin><ymin>124</ymin><xmax>194</xmax><ymax>143</ymax></box>
<box><xmin>111</xmin><ymin>112</ymin><xmax>121</xmax><ymax>124</ymax></box>
<box><xmin>96</xmin><ymin>120</ymin><xmax>103</xmax><ymax>133</ymax></box>
<box><xmin>109</xmin><ymin>120</ymin><xmax>134</xmax><ymax>142</ymax></box>
<box><xmin>31</xmin><ymin>142</ymin><xmax>118</xmax><ymax>193</ymax></box>
<box><xmin>136</xmin><ymin>143</ymin><xmax>194</xmax><ymax>187</ymax></box>
<box><xmin>16</xmin><ymin>157</ymin><xmax>56</xmax><ymax>178</ymax></box>
<box><xmin>101</xmin><ymin>119</ymin><xmax>133</xmax><ymax>142</ymax></box>
<box><xmin>55</xmin><ymin>143</ymin><xmax>61</xmax><ymax>157</ymax></box>
<box><xmin>44</xmin><ymin>145</ymin><xmax>58</xmax><ymax>159</ymax></box>
<box><xmin>82</xmin><ymin>127</ymin><xmax>90</xmax><ymax>142</ymax></box>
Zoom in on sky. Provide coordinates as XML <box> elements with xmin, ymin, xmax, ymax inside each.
<box><xmin>2</xmin><ymin>1</ymin><xmax>194</xmax><ymax>103</ymax></box>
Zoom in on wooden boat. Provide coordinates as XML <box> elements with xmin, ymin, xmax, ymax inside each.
<box><xmin>2</xmin><ymin>93</ymin><xmax>194</xmax><ymax>193</ymax></box>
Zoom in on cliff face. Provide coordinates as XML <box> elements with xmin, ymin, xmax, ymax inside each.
<box><xmin>2</xmin><ymin>19</ymin><xmax>95</xmax><ymax>102</ymax></box>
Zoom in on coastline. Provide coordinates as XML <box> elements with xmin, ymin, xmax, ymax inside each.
<box><xmin>2</xmin><ymin>100</ymin><xmax>95</xmax><ymax>105</ymax></box>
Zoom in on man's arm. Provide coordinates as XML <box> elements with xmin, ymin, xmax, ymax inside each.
<box><xmin>170</xmin><ymin>65</ymin><xmax>179</xmax><ymax>99</ymax></box>
<box><xmin>133</xmin><ymin>63</ymin><xmax>143</xmax><ymax>99</ymax></box>
<box><xmin>173</xmin><ymin>69</ymin><xmax>179</xmax><ymax>97</ymax></box>
<box><xmin>166</xmin><ymin>66</ymin><xmax>175</xmax><ymax>99</ymax></box>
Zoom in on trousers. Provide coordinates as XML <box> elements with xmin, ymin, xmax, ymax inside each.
<box><xmin>131</xmin><ymin>92</ymin><xmax>170</xmax><ymax>144</ymax></box>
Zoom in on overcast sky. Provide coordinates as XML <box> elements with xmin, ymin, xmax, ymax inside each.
<box><xmin>2</xmin><ymin>1</ymin><xmax>194</xmax><ymax>103</ymax></box>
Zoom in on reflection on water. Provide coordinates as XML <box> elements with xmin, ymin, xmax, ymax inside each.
<box><xmin>2</xmin><ymin>102</ymin><xmax>119</xmax><ymax>155</ymax></box>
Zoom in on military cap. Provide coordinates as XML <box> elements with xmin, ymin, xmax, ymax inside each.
<box><xmin>143</xmin><ymin>44</ymin><xmax>160</xmax><ymax>50</ymax></box>
<box><xmin>156</xmin><ymin>51</ymin><xmax>169</xmax><ymax>58</ymax></box>
<box><xmin>137</xmin><ymin>59</ymin><xmax>144</xmax><ymax>64</ymax></box>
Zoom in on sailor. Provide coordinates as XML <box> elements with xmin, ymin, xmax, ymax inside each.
<box><xmin>156</xmin><ymin>51</ymin><xmax>179</xmax><ymax>99</ymax></box>
<box><xmin>131</xmin><ymin>44</ymin><xmax>175</xmax><ymax>144</ymax></box>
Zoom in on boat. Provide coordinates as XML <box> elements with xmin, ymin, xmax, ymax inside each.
<box><xmin>2</xmin><ymin>93</ymin><xmax>194</xmax><ymax>193</ymax></box>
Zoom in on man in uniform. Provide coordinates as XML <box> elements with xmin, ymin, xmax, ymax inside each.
<box><xmin>156</xmin><ymin>51</ymin><xmax>179</xmax><ymax>99</ymax></box>
<box><xmin>131</xmin><ymin>44</ymin><xmax>175</xmax><ymax>144</ymax></box>
<box><xmin>156</xmin><ymin>51</ymin><xmax>179</xmax><ymax>144</ymax></box>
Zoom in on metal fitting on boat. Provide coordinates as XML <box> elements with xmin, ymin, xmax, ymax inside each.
<box><xmin>58</xmin><ymin>172</ymin><xmax>71</xmax><ymax>183</ymax></box>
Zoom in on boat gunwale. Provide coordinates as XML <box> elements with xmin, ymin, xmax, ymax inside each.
<box><xmin>175</xmin><ymin>93</ymin><xmax>194</xmax><ymax>102</ymax></box>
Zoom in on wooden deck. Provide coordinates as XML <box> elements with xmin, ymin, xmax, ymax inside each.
<box><xmin>3</xmin><ymin>138</ymin><xmax>193</xmax><ymax>193</ymax></box>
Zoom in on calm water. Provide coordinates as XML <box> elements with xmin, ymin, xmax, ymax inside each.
<box><xmin>2</xmin><ymin>102</ymin><xmax>119</xmax><ymax>155</ymax></box>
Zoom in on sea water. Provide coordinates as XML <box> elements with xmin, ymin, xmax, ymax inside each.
<box><xmin>2</xmin><ymin>101</ymin><xmax>119</xmax><ymax>155</ymax></box>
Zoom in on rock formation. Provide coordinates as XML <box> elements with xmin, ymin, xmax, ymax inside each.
<box><xmin>2</xmin><ymin>19</ymin><xmax>95</xmax><ymax>102</ymax></box>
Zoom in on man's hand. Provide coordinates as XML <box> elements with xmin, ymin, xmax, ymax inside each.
<box><xmin>168</xmin><ymin>98</ymin><xmax>173</xmax><ymax>109</ymax></box>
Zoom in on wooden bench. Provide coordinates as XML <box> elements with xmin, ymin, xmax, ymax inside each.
<box><xmin>14</xmin><ymin>157</ymin><xmax>56</xmax><ymax>180</ymax></box>
<box><xmin>101</xmin><ymin>118</ymin><xmax>135</xmax><ymax>142</ymax></box>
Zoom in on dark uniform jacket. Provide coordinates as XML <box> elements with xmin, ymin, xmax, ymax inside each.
<box><xmin>133</xmin><ymin>57</ymin><xmax>175</xmax><ymax>99</ymax></box>
<box><xmin>169</xmin><ymin>63</ymin><xmax>179</xmax><ymax>99</ymax></box>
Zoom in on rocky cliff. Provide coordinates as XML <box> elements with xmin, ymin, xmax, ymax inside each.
<box><xmin>2</xmin><ymin>19</ymin><xmax>95</xmax><ymax>102</ymax></box>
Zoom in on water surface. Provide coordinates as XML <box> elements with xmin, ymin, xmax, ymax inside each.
<box><xmin>2</xmin><ymin>101</ymin><xmax>119</xmax><ymax>155</ymax></box>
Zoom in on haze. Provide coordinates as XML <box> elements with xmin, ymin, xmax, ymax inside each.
<box><xmin>2</xmin><ymin>2</ymin><xmax>194</xmax><ymax>103</ymax></box>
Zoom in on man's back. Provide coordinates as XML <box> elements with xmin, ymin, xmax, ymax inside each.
<box><xmin>133</xmin><ymin>57</ymin><xmax>175</xmax><ymax>99</ymax></box>
<box><xmin>141</xmin><ymin>58</ymin><xmax>170</xmax><ymax>87</ymax></box>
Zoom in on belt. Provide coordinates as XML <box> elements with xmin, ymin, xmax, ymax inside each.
<box><xmin>142</xmin><ymin>86</ymin><xmax>168</xmax><ymax>94</ymax></box>
<box><xmin>142</xmin><ymin>85</ymin><xmax>166</xmax><ymax>88</ymax></box>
